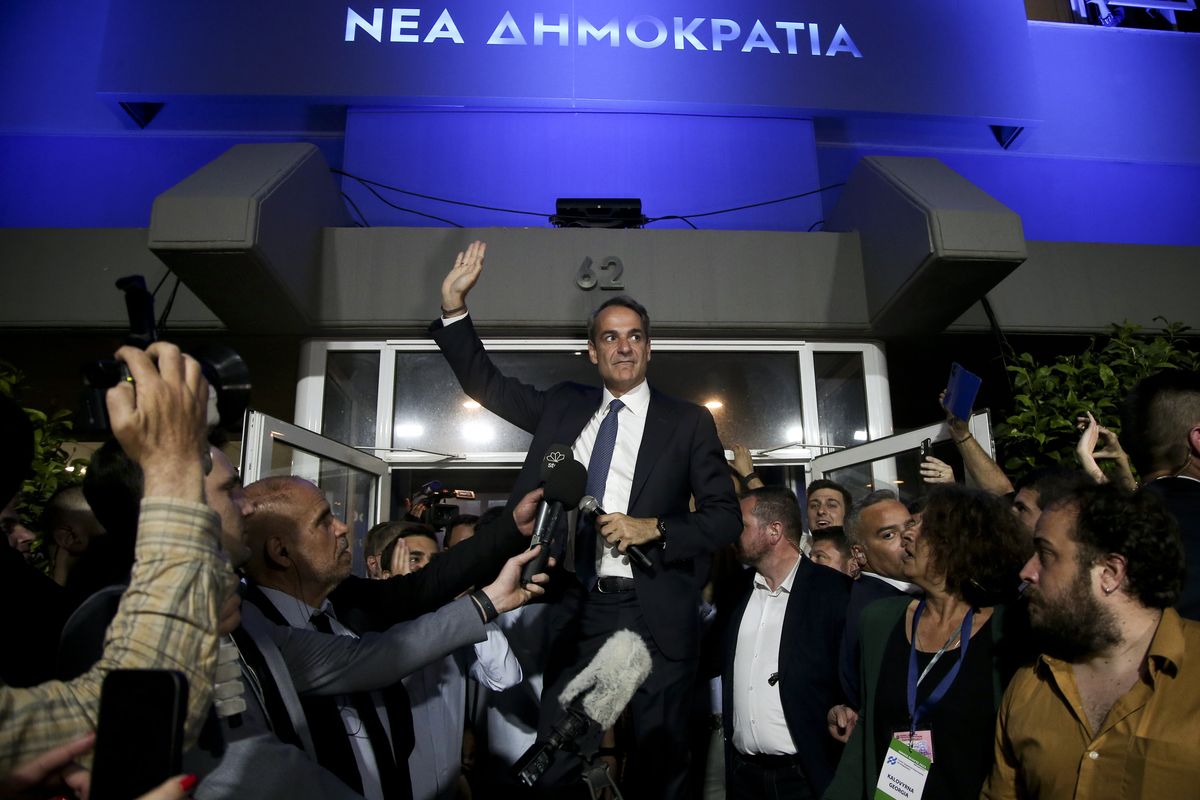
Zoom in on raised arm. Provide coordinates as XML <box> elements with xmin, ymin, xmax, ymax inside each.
<box><xmin>1075</xmin><ymin>412</ymin><xmax>1138</xmax><ymax>492</ymax></box>
<box><xmin>0</xmin><ymin>343</ymin><xmax>225</xmax><ymax>771</ymax></box>
<box><xmin>430</xmin><ymin>242</ymin><xmax>548</xmax><ymax>433</ymax></box>
<box><xmin>440</xmin><ymin>239</ymin><xmax>486</xmax><ymax>317</ymax></box>
<box><xmin>941</xmin><ymin>390</ymin><xmax>1014</xmax><ymax>496</ymax></box>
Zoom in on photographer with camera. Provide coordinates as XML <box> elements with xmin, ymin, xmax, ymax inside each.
<box><xmin>1</xmin><ymin>342</ymin><xmax>227</xmax><ymax>773</ymax></box>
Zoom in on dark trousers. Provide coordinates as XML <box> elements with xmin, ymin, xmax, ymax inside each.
<box><xmin>538</xmin><ymin>579</ymin><xmax>697</xmax><ymax>800</ymax></box>
<box><xmin>727</xmin><ymin>751</ymin><xmax>816</xmax><ymax>800</ymax></box>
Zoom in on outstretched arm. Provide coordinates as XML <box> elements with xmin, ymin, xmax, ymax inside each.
<box><xmin>941</xmin><ymin>391</ymin><xmax>1014</xmax><ymax>496</ymax></box>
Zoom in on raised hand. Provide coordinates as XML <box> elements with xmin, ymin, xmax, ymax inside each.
<box><xmin>920</xmin><ymin>455</ymin><xmax>955</xmax><ymax>485</ymax></box>
<box><xmin>441</xmin><ymin>240</ymin><xmax>487</xmax><ymax>313</ymax></box>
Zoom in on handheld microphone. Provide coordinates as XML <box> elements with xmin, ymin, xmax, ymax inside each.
<box><xmin>521</xmin><ymin>445</ymin><xmax>588</xmax><ymax>582</ymax></box>
<box><xmin>514</xmin><ymin>630</ymin><xmax>652</xmax><ymax>787</ymax></box>
<box><xmin>579</xmin><ymin>495</ymin><xmax>653</xmax><ymax>570</ymax></box>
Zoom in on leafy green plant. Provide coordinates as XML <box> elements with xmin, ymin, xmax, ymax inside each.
<box><xmin>0</xmin><ymin>359</ymin><xmax>89</xmax><ymax>572</ymax></box>
<box><xmin>995</xmin><ymin>319</ymin><xmax>1200</xmax><ymax>476</ymax></box>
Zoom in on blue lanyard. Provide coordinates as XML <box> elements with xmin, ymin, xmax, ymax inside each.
<box><xmin>906</xmin><ymin>599</ymin><xmax>975</xmax><ymax>734</ymax></box>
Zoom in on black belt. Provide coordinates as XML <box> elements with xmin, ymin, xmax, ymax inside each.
<box><xmin>595</xmin><ymin>576</ymin><xmax>636</xmax><ymax>593</ymax></box>
<box><xmin>734</xmin><ymin>750</ymin><xmax>802</xmax><ymax>768</ymax></box>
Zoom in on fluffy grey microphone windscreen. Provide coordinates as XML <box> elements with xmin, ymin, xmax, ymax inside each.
<box><xmin>558</xmin><ymin>629</ymin><xmax>652</xmax><ymax>730</ymax></box>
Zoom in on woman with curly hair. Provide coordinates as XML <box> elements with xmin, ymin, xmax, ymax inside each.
<box><xmin>824</xmin><ymin>484</ymin><xmax>1034</xmax><ymax>800</ymax></box>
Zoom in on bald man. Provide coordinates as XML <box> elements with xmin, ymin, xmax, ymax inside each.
<box><xmin>241</xmin><ymin>476</ymin><xmax>546</xmax><ymax>800</ymax></box>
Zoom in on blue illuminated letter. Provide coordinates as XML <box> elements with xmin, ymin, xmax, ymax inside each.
<box><xmin>345</xmin><ymin>7</ymin><xmax>383</xmax><ymax>42</ymax></box>
<box><xmin>825</xmin><ymin>24</ymin><xmax>862</xmax><ymax>57</ymax></box>
<box><xmin>674</xmin><ymin>17</ymin><xmax>706</xmax><ymax>50</ymax></box>
<box><xmin>535</xmin><ymin>13</ymin><xmax>569</xmax><ymax>46</ymax></box>
<box><xmin>775</xmin><ymin>22</ymin><xmax>804</xmax><ymax>55</ymax></box>
<box><xmin>742</xmin><ymin>20</ymin><xmax>779</xmax><ymax>53</ymax></box>
<box><xmin>626</xmin><ymin>16</ymin><xmax>668</xmax><ymax>49</ymax></box>
<box><xmin>425</xmin><ymin>9</ymin><xmax>463</xmax><ymax>44</ymax></box>
<box><xmin>711</xmin><ymin>19</ymin><xmax>740</xmax><ymax>52</ymax></box>
<box><xmin>579</xmin><ymin>17</ymin><xmax>619</xmax><ymax>46</ymax></box>
<box><xmin>390</xmin><ymin>8</ymin><xmax>420</xmax><ymax>43</ymax></box>
<box><xmin>488</xmin><ymin>11</ymin><xmax>527</xmax><ymax>45</ymax></box>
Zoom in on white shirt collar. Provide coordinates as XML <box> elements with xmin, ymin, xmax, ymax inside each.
<box><xmin>753</xmin><ymin>553</ymin><xmax>802</xmax><ymax>597</ymax></box>
<box><xmin>860</xmin><ymin>571</ymin><xmax>922</xmax><ymax>595</ymax></box>
<box><xmin>258</xmin><ymin>585</ymin><xmax>331</xmax><ymax>628</ymax></box>
<box><xmin>602</xmin><ymin>379</ymin><xmax>650</xmax><ymax>417</ymax></box>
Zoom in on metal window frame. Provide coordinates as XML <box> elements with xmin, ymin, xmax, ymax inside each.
<box><xmin>295</xmin><ymin>338</ymin><xmax>893</xmax><ymax>468</ymax></box>
<box><xmin>242</xmin><ymin>409</ymin><xmax>392</xmax><ymax>525</ymax></box>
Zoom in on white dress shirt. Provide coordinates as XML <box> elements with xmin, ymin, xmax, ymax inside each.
<box><xmin>731</xmin><ymin>556</ymin><xmax>801</xmax><ymax>756</ymax></box>
<box><xmin>258</xmin><ymin>586</ymin><xmax>389</xmax><ymax>800</ymax></box>
<box><xmin>570</xmin><ymin>379</ymin><xmax>650</xmax><ymax>579</ymax></box>
<box><xmin>405</xmin><ymin>622</ymin><xmax>521</xmax><ymax>800</ymax></box>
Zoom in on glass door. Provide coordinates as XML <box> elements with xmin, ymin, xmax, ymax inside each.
<box><xmin>807</xmin><ymin>411</ymin><xmax>997</xmax><ymax>508</ymax></box>
<box><xmin>241</xmin><ymin>410</ymin><xmax>391</xmax><ymax>577</ymax></box>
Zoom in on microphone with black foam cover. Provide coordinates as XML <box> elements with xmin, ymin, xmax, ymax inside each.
<box><xmin>520</xmin><ymin>444</ymin><xmax>588</xmax><ymax>582</ymax></box>
<box><xmin>579</xmin><ymin>495</ymin><xmax>653</xmax><ymax>570</ymax></box>
<box><xmin>514</xmin><ymin>629</ymin><xmax>652</xmax><ymax>787</ymax></box>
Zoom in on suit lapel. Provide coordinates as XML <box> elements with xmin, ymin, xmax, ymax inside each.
<box><xmin>629</xmin><ymin>389</ymin><xmax>679</xmax><ymax>511</ymax></box>
<box><xmin>560</xmin><ymin>388</ymin><xmax>600</xmax><ymax>446</ymax></box>
<box><xmin>779</xmin><ymin>558</ymin><xmax>814</xmax><ymax>676</ymax></box>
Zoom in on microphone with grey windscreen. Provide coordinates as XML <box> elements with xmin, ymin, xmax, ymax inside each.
<box><xmin>520</xmin><ymin>444</ymin><xmax>588</xmax><ymax>583</ymax></box>
<box><xmin>514</xmin><ymin>629</ymin><xmax>652</xmax><ymax>787</ymax></box>
<box><xmin>579</xmin><ymin>495</ymin><xmax>653</xmax><ymax>570</ymax></box>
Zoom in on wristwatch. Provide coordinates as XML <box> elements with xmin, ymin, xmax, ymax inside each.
<box><xmin>656</xmin><ymin>517</ymin><xmax>668</xmax><ymax>546</ymax></box>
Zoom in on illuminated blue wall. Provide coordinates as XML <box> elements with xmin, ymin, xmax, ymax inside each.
<box><xmin>1</xmin><ymin>2</ymin><xmax>1197</xmax><ymax>245</ymax></box>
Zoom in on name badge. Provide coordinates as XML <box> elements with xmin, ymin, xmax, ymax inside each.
<box><xmin>874</xmin><ymin>737</ymin><xmax>930</xmax><ymax>800</ymax></box>
<box><xmin>892</xmin><ymin>729</ymin><xmax>934</xmax><ymax>762</ymax></box>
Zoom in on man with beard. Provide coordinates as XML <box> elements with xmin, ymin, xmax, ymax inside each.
<box><xmin>722</xmin><ymin>487</ymin><xmax>851</xmax><ymax>798</ymax></box>
<box><xmin>981</xmin><ymin>484</ymin><xmax>1200</xmax><ymax>799</ymax></box>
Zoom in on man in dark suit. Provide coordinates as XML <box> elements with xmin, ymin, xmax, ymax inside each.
<box><xmin>830</xmin><ymin>490</ymin><xmax>921</xmax><ymax>740</ymax></box>
<box><xmin>722</xmin><ymin>486</ymin><xmax>851</xmax><ymax>799</ymax></box>
<box><xmin>431</xmin><ymin>241</ymin><xmax>741</xmax><ymax>800</ymax></box>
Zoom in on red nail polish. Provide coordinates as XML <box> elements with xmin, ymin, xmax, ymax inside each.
<box><xmin>179</xmin><ymin>774</ymin><xmax>199</xmax><ymax>792</ymax></box>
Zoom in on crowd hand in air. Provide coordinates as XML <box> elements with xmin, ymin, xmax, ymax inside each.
<box><xmin>920</xmin><ymin>455</ymin><xmax>955</xmax><ymax>485</ymax></box>
<box><xmin>1075</xmin><ymin>411</ymin><xmax>1137</xmax><ymax>491</ymax></box>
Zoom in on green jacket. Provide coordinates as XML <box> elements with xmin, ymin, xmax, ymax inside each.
<box><xmin>823</xmin><ymin>597</ymin><xmax>1030</xmax><ymax>800</ymax></box>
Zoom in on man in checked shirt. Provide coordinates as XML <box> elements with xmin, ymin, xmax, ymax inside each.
<box><xmin>0</xmin><ymin>342</ymin><xmax>227</xmax><ymax>775</ymax></box>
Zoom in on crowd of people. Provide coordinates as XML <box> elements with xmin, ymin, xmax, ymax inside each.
<box><xmin>1</xmin><ymin>240</ymin><xmax>1198</xmax><ymax>800</ymax></box>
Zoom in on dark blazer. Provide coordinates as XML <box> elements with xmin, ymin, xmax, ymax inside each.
<box><xmin>1143</xmin><ymin>477</ymin><xmax>1200</xmax><ymax>621</ymax></box>
<box><xmin>838</xmin><ymin>574</ymin><xmax>911</xmax><ymax>708</ymax></box>
<box><xmin>431</xmin><ymin>314</ymin><xmax>742</xmax><ymax>661</ymax></box>
<box><xmin>722</xmin><ymin>556</ymin><xmax>852</xmax><ymax>795</ymax></box>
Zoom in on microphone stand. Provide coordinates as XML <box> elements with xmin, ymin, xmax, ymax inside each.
<box><xmin>580</xmin><ymin>756</ymin><xmax>626</xmax><ymax>800</ymax></box>
<box><xmin>569</xmin><ymin>738</ymin><xmax>626</xmax><ymax>800</ymax></box>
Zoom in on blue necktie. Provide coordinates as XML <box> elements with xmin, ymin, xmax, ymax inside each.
<box><xmin>577</xmin><ymin>398</ymin><xmax>624</xmax><ymax>586</ymax></box>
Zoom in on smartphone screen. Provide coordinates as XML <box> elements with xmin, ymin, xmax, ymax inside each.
<box><xmin>90</xmin><ymin>669</ymin><xmax>188</xmax><ymax>800</ymax></box>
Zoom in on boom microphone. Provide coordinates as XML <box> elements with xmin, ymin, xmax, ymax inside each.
<box><xmin>579</xmin><ymin>495</ymin><xmax>653</xmax><ymax>570</ymax></box>
<box><xmin>514</xmin><ymin>630</ymin><xmax>652</xmax><ymax>787</ymax></box>
<box><xmin>521</xmin><ymin>445</ymin><xmax>588</xmax><ymax>582</ymax></box>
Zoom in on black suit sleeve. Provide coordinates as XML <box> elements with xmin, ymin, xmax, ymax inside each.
<box><xmin>430</xmin><ymin>314</ymin><xmax>547</xmax><ymax>434</ymax></box>
<box><xmin>657</xmin><ymin>404</ymin><xmax>742</xmax><ymax>563</ymax></box>
<box><xmin>331</xmin><ymin>508</ymin><xmax>528</xmax><ymax>632</ymax></box>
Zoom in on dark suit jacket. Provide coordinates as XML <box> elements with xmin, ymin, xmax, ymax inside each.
<box><xmin>331</xmin><ymin>503</ymin><xmax>528</xmax><ymax>633</ymax></box>
<box><xmin>722</xmin><ymin>557</ymin><xmax>852</xmax><ymax>795</ymax></box>
<box><xmin>720</xmin><ymin>556</ymin><xmax>854</xmax><ymax>796</ymax></box>
<box><xmin>431</xmin><ymin>314</ymin><xmax>741</xmax><ymax>661</ymax></box>
<box><xmin>1143</xmin><ymin>477</ymin><xmax>1200</xmax><ymax>621</ymax></box>
<box><xmin>838</xmin><ymin>574</ymin><xmax>910</xmax><ymax>708</ymax></box>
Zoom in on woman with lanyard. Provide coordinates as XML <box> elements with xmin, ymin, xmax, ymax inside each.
<box><xmin>824</xmin><ymin>485</ymin><xmax>1032</xmax><ymax>800</ymax></box>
